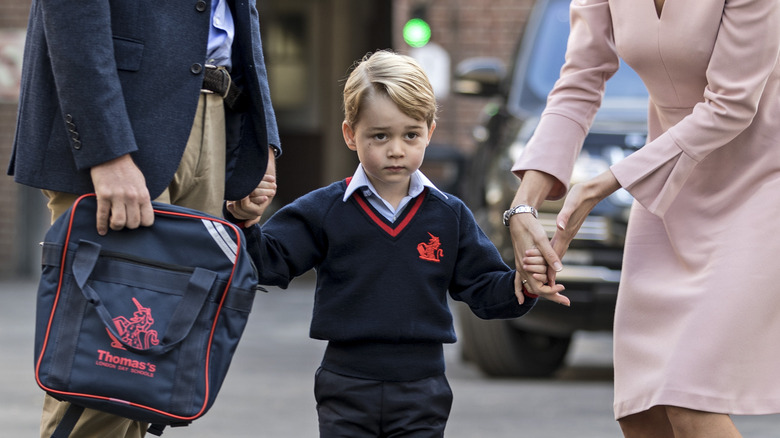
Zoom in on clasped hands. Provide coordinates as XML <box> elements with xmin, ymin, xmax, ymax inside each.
<box><xmin>226</xmin><ymin>173</ymin><xmax>277</xmax><ymax>226</ymax></box>
<box><xmin>512</xmin><ymin>170</ymin><xmax>621</xmax><ymax>307</ymax></box>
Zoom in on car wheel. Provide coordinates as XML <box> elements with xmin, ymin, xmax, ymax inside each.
<box><xmin>456</xmin><ymin>303</ymin><xmax>571</xmax><ymax>378</ymax></box>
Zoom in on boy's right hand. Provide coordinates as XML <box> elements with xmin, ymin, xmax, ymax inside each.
<box><xmin>226</xmin><ymin>174</ymin><xmax>277</xmax><ymax>227</ymax></box>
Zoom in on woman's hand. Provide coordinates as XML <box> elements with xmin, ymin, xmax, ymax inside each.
<box><xmin>509</xmin><ymin>211</ymin><xmax>569</xmax><ymax>306</ymax></box>
<box><xmin>508</xmin><ymin>170</ymin><xmax>569</xmax><ymax>306</ymax></box>
<box><xmin>552</xmin><ymin>170</ymin><xmax>621</xmax><ymax>258</ymax></box>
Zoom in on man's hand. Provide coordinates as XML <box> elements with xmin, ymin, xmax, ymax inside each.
<box><xmin>226</xmin><ymin>173</ymin><xmax>277</xmax><ymax>226</ymax></box>
<box><xmin>226</xmin><ymin>148</ymin><xmax>278</xmax><ymax>227</ymax></box>
<box><xmin>89</xmin><ymin>154</ymin><xmax>154</xmax><ymax>235</ymax></box>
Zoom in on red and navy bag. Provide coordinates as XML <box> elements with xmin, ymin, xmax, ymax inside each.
<box><xmin>34</xmin><ymin>194</ymin><xmax>259</xmax><ymax>436</ymax></box>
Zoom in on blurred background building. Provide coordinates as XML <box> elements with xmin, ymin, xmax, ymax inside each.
<box><xmin>0</xmin><ymin>0</ymin><xmax>535</xmax><ymax>278</ymax></box>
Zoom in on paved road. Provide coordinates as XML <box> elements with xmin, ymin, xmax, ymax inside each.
<box><xmin>3</xmin><ymin>277</ymin><xmax>778</xmax><ymax>437</ymax></box>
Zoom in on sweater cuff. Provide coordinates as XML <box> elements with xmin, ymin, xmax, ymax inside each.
<box><xmin>222</xmin><ymin>203</ymin><xmax>248</xmax><ymax>228</ymax></box>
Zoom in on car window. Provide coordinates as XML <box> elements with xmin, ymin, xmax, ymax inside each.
<box><xmin>525</xmin><ymin>0</ymin><xmax>648</xmax><ymax>101</ymax></box>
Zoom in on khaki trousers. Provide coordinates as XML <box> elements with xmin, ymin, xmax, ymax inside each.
<box><xmin>39</xmin><ymin>93</ymin><xmax>226</xmax><ymax>438</ymax></box>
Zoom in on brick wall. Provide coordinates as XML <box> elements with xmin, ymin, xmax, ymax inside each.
<box><xmin>0</xmin><ymin>0</ymin><xmax>30</xmax><ymax>28</ymax></box>
<box><xmin>394</xmin><ymin>0</ymin><xmax>534</xmax><ymax>155</ymax></box>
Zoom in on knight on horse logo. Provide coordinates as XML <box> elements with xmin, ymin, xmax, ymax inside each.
<box><xmin>107</xmin><ymin>297</ymin><xmax>160</xmax><ymax>350</ymax></box>
<box><xmin>417</xmin><ymin>232</ymin><xmax>444</xmax><ymax>263</ymax></box>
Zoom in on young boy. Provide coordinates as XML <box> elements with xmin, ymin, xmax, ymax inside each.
<box><xmin>229</xmin><ymin>50</ymin><xmax>538</xmax><ymax>437</ymax></box>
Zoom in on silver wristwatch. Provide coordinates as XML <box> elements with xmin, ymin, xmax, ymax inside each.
<box><xmin>502</xmin><ymin>204</ymin><xmax>538</xmax><ymax>226</ymax></box>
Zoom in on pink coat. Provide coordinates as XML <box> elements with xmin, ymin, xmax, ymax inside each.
<box><xmin>513</xmin><ymin>0</ymin><xmax>780</xmax><ymax>419</ymax></box>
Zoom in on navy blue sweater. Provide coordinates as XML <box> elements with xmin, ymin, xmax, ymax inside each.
<box><xmin>244</xmin><ymin>179</ymin><xmax>535</xmax><ymax>380</ymax></box>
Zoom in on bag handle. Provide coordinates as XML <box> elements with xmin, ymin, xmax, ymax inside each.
<box><xmin>72</xmin><ymin>240</ymin><xmax>216</xmax><ymax>355</ymax></box>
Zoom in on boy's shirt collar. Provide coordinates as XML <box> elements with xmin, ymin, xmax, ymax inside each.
<box><xmin>342</xmin><ymin>165</ymin><xmax>447</xmax><ymax>203</ymax></box>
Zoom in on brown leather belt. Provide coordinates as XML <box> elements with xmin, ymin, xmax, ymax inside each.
<box><xmin>202</xmin><ymin>64</ymin><xmax>244</xmax><ymax>110</ymax></box>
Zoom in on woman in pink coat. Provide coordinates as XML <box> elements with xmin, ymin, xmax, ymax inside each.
<box><xmin>508</xmin><ymin>0</ymin><xmax>780</xmax><ymax>436</ymax></box>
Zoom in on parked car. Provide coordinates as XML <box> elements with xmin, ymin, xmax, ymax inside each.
<box><xmin>452</xmin><ymin>0</ymin><xmax>649</xmax><ymax>377</ymax></box>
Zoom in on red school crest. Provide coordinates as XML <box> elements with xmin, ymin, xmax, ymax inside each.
<box><xmin>106</xmin><ymin>297</ymin><xmax>160</xmax><ymax>350</ymax></box>
<box><xmin>417</xmin><ymin>232</ymin><xmax>444</xmax><ymax>263</ymax></box>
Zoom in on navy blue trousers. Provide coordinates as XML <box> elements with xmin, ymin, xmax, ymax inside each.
<box><xmin>314</xmin><ymin>368</ymin><xmax>453</xmax><ymax>438</ymax></box>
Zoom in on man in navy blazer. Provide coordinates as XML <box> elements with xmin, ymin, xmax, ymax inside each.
<box><xmin>8</xmin><ymin>0</ymin><xmax>279</xmax><ymax>436</ymax></box>
<box><xmin>9</xmin><ymin>0</ymin><xmax>279</xmax><ymax>233</ymax></box>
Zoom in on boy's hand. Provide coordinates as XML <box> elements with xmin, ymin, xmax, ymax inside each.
<box><xmin>516</xmin><ymin>248</ymin><xmax>569</xmax><ymax>307</ymax></box>
<box><xmin>513</xmin><ymin>269</ymin><xmax>565</xmax><ymax>306</ymax></box>
<box><xmin>226</xmin><ymin>174</ymin><xmax>277</xmax><ymax>227</ymax></box>
<box><xmin>509</xmin><ymin>212</ymin><xmax>569</xmax><ymax>306</ymax></box>
<box><xmin>522</xmin><ymin>248</ymin><xmax>552</xmax><ymax>285</ymax></box>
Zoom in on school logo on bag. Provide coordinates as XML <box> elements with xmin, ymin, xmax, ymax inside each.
<box><xmin>417</xmin><ymin>232</ymin><xmax>443</xmax><ymax>263</ymax></box>
<box><xmin>95</xmin><ymin>297</ymin><xmax>158</xmax><ymax>377</ymax></box>
<box><xmin>106</xmin><ymin>297</ymin><xmax>160</xmax><ymax>350</ymax></box>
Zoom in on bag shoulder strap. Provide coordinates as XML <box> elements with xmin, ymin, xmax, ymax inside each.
<box><xmin>50</xmin><ymin>403</ymin><xmax>84</xmax><ymax>438</ymax></box>
<box><xmin>49</xmin><ymin>403</ymin><xmax>171</xmax><ymax>437</ymax></box>
<box><xmin>147</xmin><ymin>423</ymin><xmax>166</xmax><ymax>436</ymax></box>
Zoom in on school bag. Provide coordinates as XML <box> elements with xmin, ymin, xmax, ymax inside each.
<box><xmin>34</xmin><ymin>194</ymin><xmax>260</xmax><ymax>436</ymax></box>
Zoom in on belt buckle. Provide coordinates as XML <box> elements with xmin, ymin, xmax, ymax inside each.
<box><xmin>204</xmin><ymin>64</ymin><xmax>231</xmax><ymax>98</ymax></box>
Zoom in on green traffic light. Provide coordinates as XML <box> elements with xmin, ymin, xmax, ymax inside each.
<box><xmin>403</xmin><ymin>18</ymin><xmax>431</xmax><ymax>48</ymax></box>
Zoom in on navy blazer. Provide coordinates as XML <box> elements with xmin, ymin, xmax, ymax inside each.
<box><xmin>8</xmin><ymin>0</ymin><xmax>280</xmax><ymax>201</ymax></box>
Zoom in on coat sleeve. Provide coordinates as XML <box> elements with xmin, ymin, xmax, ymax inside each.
<box><xmin>610</xmin><ymin>0</ymin><xmax>780</xmax><ymax>216</ymax></box>
<box><xmin>447</xmin><ymin>201</ymin><xmax>536</xmax><ymax>320</ymax></box>
<box><xmin>39</xmin><ymin>0</ymin><xmax>139</xmax><ymax>170</ymax></box>
<box><xmin>247</xmin><ymin>4</ymin><xmax>280</xmax><ymax>152</ymax></box>
<box><xmin>511</xmin><ymin>0</ymin><xmax>619</xmax><ymax>200</ymax></box>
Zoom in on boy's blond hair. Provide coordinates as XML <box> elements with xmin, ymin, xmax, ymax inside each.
<box><xmin>343</xmin><ymin>50</ymin><xmax>437</xmax><ymax>129</ymax></box>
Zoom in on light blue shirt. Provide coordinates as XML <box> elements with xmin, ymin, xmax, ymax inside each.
<box><xmin>343</xmin><ymin>165</ymin><xmax>447</xmax><ymax>222</ymax></box>
<box><xmin>206</xmin><ymin>0</ymin><xmax>235</xmax><ymax>69</ymax></box>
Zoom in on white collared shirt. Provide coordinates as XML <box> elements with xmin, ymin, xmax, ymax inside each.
<box><xmin>343</xmin><ymin>165</ymin><xmax>447</xmax><ymax>222</ymax></box>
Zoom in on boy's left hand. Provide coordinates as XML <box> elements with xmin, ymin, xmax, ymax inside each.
<box><xmin>522</xmin><ymin>248</ymin><xmax>552</xmax><ymax>285</ymax></box>
<box><xmin>517</xmin><ymin>247</ymin><xmax>569</xmax><ymax>306</ymax></box>
<box><xmin>226</xmin><ymin>174</ymin><xmax>277</xmax><ymax>227</ymax></box>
